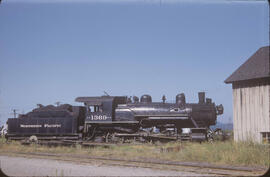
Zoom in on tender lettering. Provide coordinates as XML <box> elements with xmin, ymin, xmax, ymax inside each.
<box><xmin>20</xmin><ymin>124</ymin><xmax>42</xmax><ymax>128</ymax></box>
<box><xmin>19</xmin><ymin>124</ymin><xmax>61</xmax><ymax>128</ymax></box>
<box><xmin>44</xmin><ymin>124</ymin><xmax>61</xmax><ymax>128</ymax></box>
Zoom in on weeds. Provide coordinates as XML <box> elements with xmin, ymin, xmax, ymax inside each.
<box><xmin>0</xmin><ymin>137</ymin><xmax>269</xmax><ymax>168</ymax></box>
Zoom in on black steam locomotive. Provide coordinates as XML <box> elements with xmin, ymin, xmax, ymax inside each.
<box><xmin>6</xmin><ymin>92</ymin><xmax>223</xmax><ymax>142</ymax></box>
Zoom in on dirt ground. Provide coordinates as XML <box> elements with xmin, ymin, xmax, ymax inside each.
<box><xmin>0</xmin><ymin>155</ymin><xmax>213</xmax><ymax>176</ymax></box>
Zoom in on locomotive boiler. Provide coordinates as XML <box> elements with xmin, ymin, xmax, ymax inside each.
<box><xmin>6</xmin><ymin>92</ymin><xmax>223</xmax><ymax>143</ymax></box>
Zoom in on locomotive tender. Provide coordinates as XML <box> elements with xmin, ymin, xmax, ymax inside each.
<box><xmin>6</xmin><ymin>92</ymin><xmax>223</xmax><ymax>142</ymax></box>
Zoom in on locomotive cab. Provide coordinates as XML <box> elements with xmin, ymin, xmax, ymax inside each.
<box><xmin>75</xmin><ymin>96</ymin><xmax>127</xmax><ymax>123</ymax></box>
<box><xmin>76</xmin><ymin>96</ymin><xmax>113</xmax><ymax>123</ymax></box>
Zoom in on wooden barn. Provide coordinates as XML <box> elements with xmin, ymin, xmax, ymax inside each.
<box><xmin>225</xmin><ymin>46</ymin><xmax>270</xmax><ymax>143</ymax></box>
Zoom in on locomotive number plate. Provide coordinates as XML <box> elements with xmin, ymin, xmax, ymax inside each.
<box><xmin>88</xmin><ymin>115</ymin><xmax>110</xmax><ymax>121</ymax></box>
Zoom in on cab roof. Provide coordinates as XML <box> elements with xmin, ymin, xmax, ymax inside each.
<box><xmin>75</xmin><ymin>96</ymin><xmax>114</xmax><ymax>105</ymax></box>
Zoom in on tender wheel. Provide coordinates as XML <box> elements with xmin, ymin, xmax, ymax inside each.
<box><xmin>29</xmin><ymin>135</ymin><xmax>38</xmax><ymax>143</ymax></box>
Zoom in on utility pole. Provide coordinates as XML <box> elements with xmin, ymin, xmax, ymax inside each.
<box><xmin>12</xmin><ymin>109</ymin><xmax>18</xmax><ymax>118</ymax></box>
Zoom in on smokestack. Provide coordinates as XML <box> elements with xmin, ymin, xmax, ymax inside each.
<box><xmin>198</xmin><ymin>92</ymin><xmax>205</xmax><ymax>104</ymax></box>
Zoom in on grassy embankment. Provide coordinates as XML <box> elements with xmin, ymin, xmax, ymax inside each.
<box><xmin>0</xmin><ymin>137</ymin><xmax>269</xmax><ymax>168</ymax></box>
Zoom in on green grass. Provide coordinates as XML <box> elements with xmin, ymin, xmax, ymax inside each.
<box><xmin>0</xmin><ymin>137</ymin><xmax>269</xmax><ymax>168</ymax></box>
<box><xmin>164</xmin><ymin>141</ymin><xmax>270</xmax><ymax>167</ymax></box>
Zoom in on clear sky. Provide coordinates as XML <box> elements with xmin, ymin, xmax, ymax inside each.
<box><xmin>0</xmin><ymin>0</ymin><xmax>269</xmax><ymax>125</ymax></box>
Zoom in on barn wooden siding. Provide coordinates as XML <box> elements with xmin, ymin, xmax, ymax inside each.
<box><xmin>232</xmin><ymin>79</ymin><xmax>270</xmax><ymax>143</ymax></box>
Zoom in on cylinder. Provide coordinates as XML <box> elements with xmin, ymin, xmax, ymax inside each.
<box><xmin>198</xmin><ymin>92</ymin><xmax>205</xmax><ymax>104</ymax></box>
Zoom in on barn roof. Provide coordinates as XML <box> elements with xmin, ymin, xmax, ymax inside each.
<box><xmin>225</xmin><ymin>46</ymin><xmax>270</xmax><ymax>83</ymax></box>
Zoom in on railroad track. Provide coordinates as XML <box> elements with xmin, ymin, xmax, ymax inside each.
<box><xmin>0</xmin><ymin>151</ymin><xmax>266</xmax><ymax>176</ymax></box>
<box><xmin>20</xmin><ymin>140</ymin><xmax>139</xmax><ymax>148</ymax></box>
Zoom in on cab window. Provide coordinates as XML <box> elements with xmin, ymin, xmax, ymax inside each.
<box><xmin>87</xmin><ymin>105</ymin><xmax>103</xmax><ymax>113</ymax></box>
